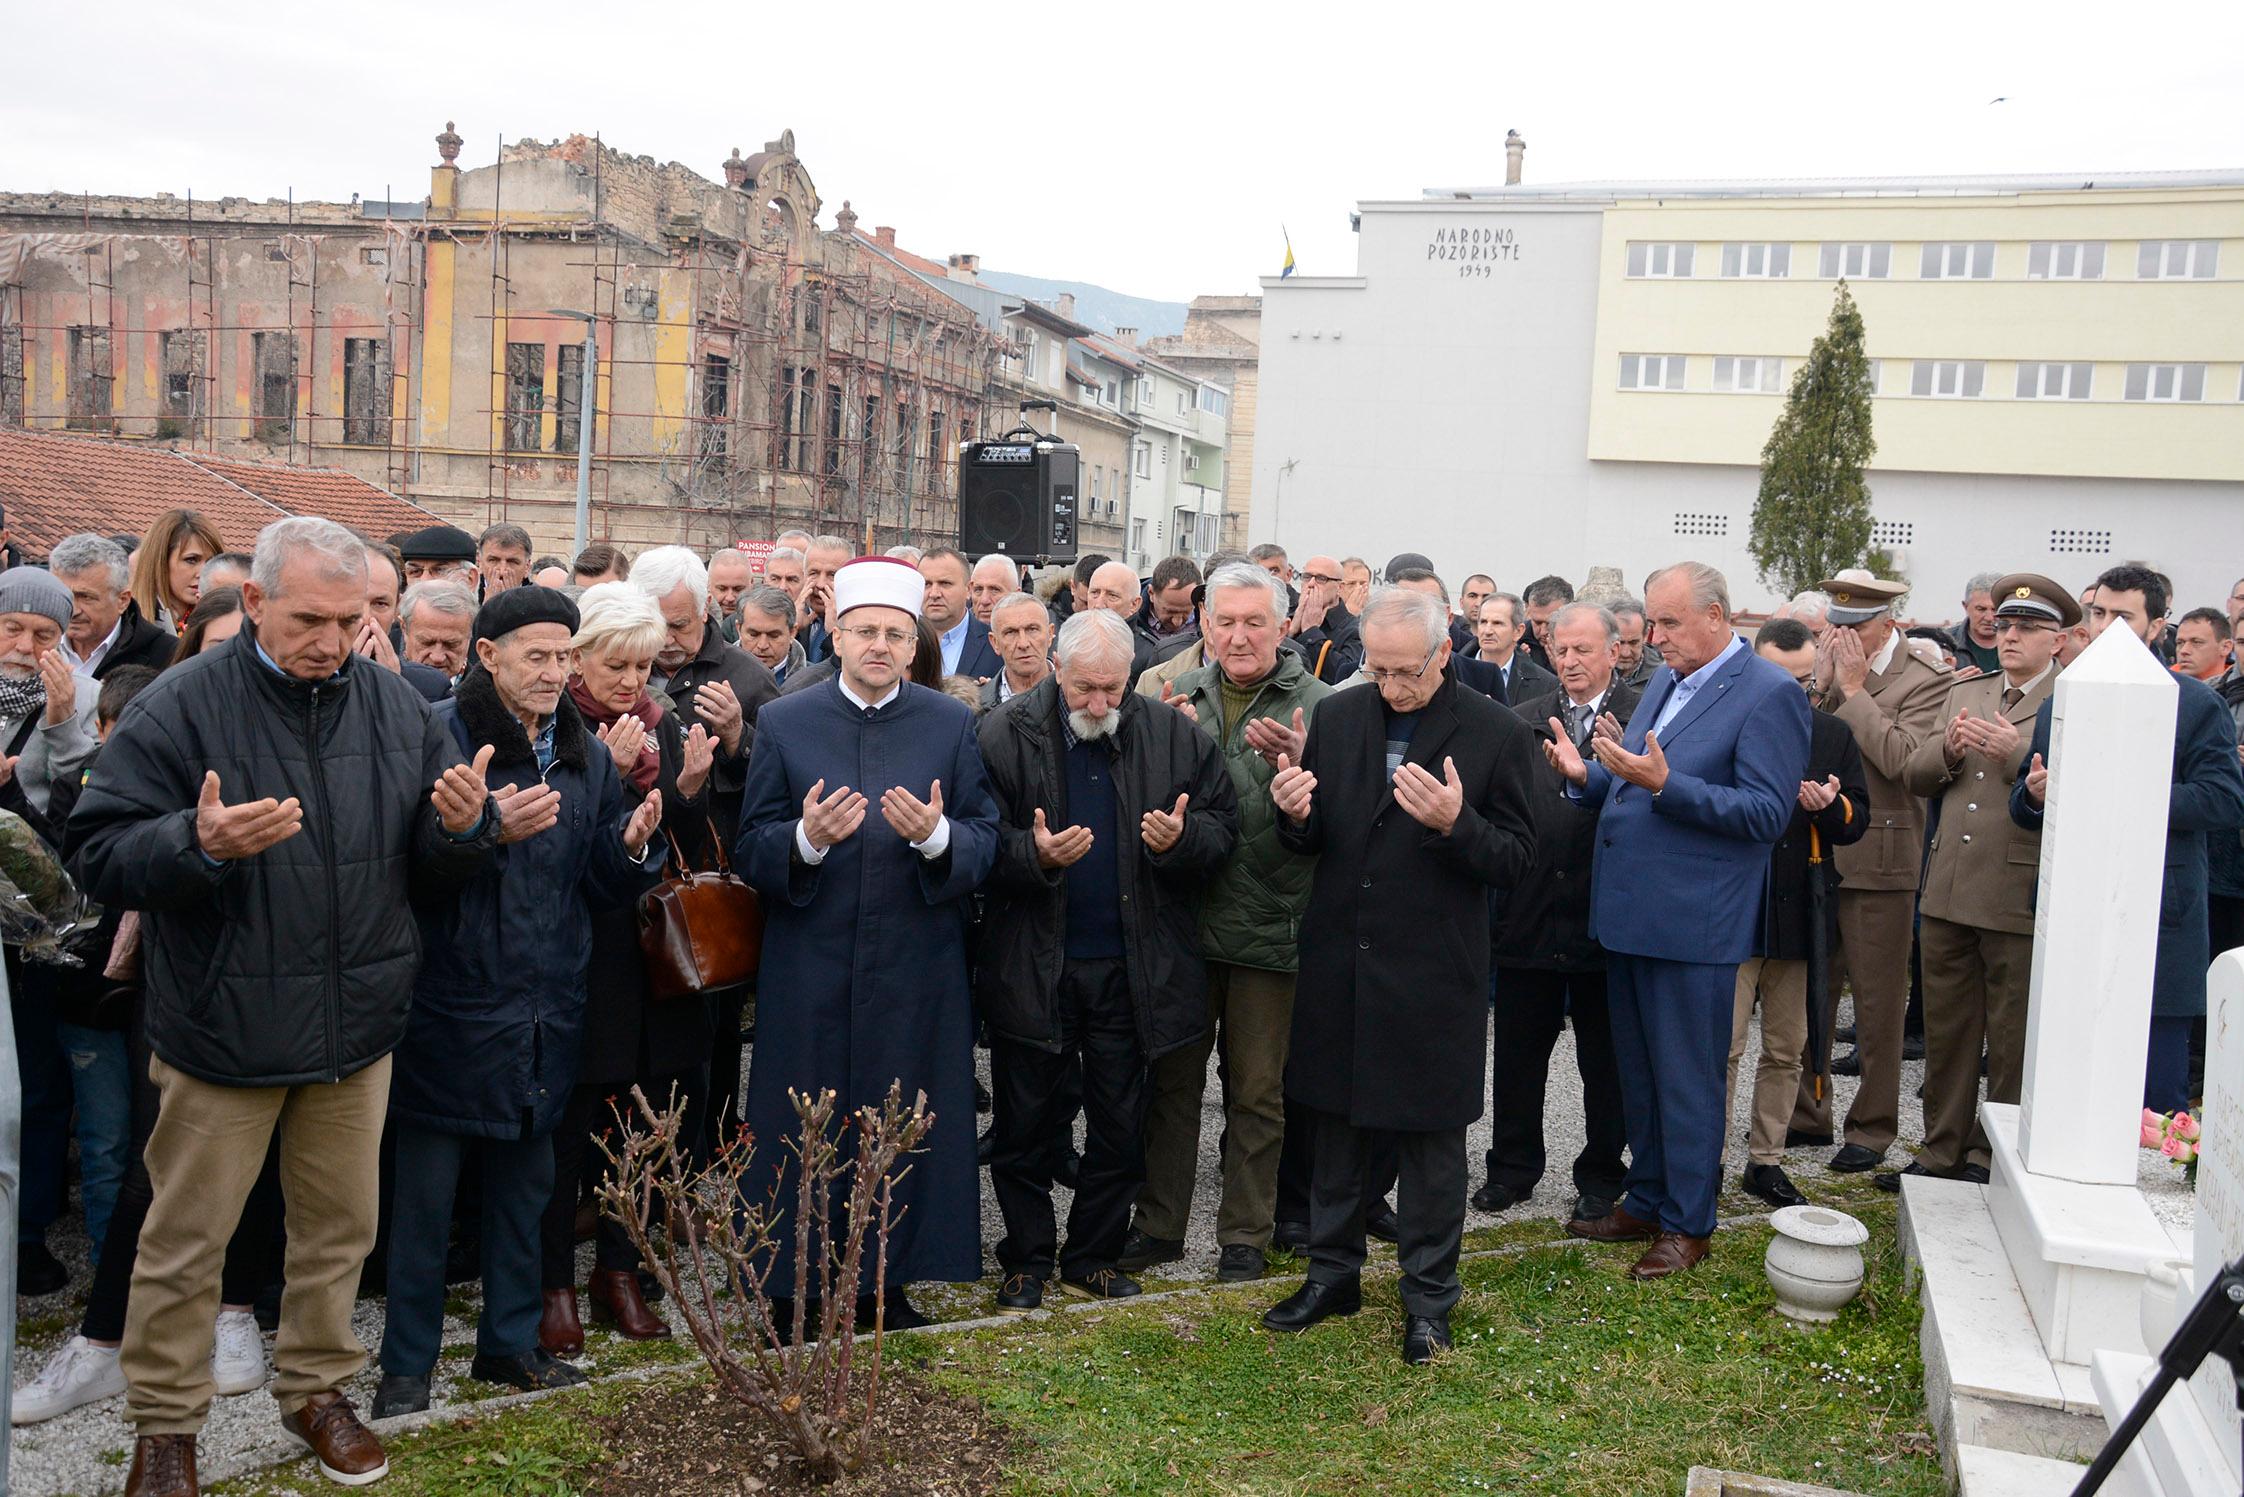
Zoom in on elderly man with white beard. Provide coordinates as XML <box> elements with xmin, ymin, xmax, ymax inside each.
<box><xmin>974</xmin><ymin>609</ymin><xmax>1238</xmax><ymax>1311</ymax></box>
<box><xmin>0</xmin><ymin>566</ymin><xmax>100</xmax><ymax>817</ymax></box>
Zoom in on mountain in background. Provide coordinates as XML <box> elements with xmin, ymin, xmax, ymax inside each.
<box><xmin>977</xmin><ymin>270</ymin><xmax>1188</xmax><ymax>339</ymax></box>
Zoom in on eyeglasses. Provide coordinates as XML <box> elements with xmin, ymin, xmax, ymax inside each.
<box><xmin>1300</xmin><ymin>572</ymin><xmax>1341</xmax><ymax>586</ymax></box>
<box><xmin>840</xmin><ymin>624</ymin><xmax>915</xmax><ymax>649</ymax></box>
<box><xmin>1992</xmin><ymin>618</ymin><xmax>2055</xmax><ymax>636</ymax></box>
<box><xmin>1364</xmin><ymin>639</ymin><xmax>1442</xmax><ymax>685</ymax></box>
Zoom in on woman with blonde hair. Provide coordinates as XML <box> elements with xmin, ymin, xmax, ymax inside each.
<box><xmin>131</xmin><ymin>510</ymin><xmax>225</xmax><ymax>633</ymax></box>
<box><xmin>538</xmin><ymin>582</ymin><xmax>719</xmax><ymax>1355</ymax></box>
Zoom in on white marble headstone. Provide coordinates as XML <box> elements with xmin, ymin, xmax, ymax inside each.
<box><xmin>2188</xmin><ymin>953</ymin><xmax>2244</xmax><ymax>1482</ymax></box>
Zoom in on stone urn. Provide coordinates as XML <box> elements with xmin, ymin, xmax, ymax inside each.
<box><xmin>1764</xmin><ymin>1206</ymin><xmax>1869</xmax><ymax>1323</ymax></box>
<box><xmin>2139</xmin><ymin>1256</ymin><xmax>2191</xmax><ymax>1356</ymax></box>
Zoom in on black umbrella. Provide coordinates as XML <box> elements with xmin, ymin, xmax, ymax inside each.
<box><xmin>1806</xmin><ymin>824</ymin><xmax>1830</xmax><ymax>1102</ymax></box>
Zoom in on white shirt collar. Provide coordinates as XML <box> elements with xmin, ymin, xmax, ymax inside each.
<box><xmin>1563</xmin><ymin>683</ymin><xmax>1609</xmax><ymax>714</ymax></box>
<box><xmin>836</xmin><ymin>674</ymin><xmax>903</xmax><ymax>713</ymax></box>
<box><xmin>76</xmin><ymin>618</ymin><xmax>123</xmax><ymax>675</ymax></box>
<box><xmin>1870</xmin><ymin>629</ymin><xmax>1901</xmax><ymax>675</ymax></box>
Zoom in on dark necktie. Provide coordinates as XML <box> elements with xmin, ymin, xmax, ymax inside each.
<box><xmin>1567</xmin><ymin>702</ymin><xmax>1592</xmax><ymax>744</ymax></box>
<box><xmin>2001</xmin><ymin>687</ymin><xmax>2022</xmax><ymax>711</ymax></box>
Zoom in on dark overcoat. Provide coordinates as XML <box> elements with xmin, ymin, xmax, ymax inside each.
<box><xmin>735</xmin><ymin>678</ymin><xmax>999</xmax><ymax>1286</ymax></box>
<box><xmin>1491</xmin><ymin>680</ymin><xmax>1642</xmax><ymax>972</ymax></box>
<box><xmin>1757</xmin><ymin>709</ymin><xmax>1868</xmax><ymax>962</ymax></box>
<box><xmin>1274</xmin><ymin>672</ymin><xmax>1538</xmax><ymax>1131</ymax></box>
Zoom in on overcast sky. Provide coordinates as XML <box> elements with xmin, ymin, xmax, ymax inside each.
<box><xmin>7</xmin><ymin>3</ymin><xmax>2239</xmax><ymax>305</ymax></box>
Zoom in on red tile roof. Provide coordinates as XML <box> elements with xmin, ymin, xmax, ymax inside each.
<box><xmin>0</xmin><ymin>430</ymin><xmax>444</xmax><ymax>560</ymax></box>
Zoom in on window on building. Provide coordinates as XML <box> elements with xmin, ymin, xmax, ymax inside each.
<box><xmin>860</xmin><ymin>395</ymin><xmax>881</xmax><ymax>481</ymax></box>
<box><xmin>779</xmin><ymin>367</ymin><xmax>811</xmax><ymax>472</ymax></box>
<box><xmin>1909</xmin><ymin>360</ymin><xmax>1985</xmax><ymax>398</ymax></box>
<box><xmin>2028</xmin><ymin>242</ymin><xmax>2106</xmax><ymax>280</ymax></box>
<box><xmin>1130</xmin><ymin>518</ymin><xmax>1146</xmax><ymax>556</ymax></box>
<box><xmin>1104</xmin><ymin>378</ymin><xmax>1120</xmax><ymax>406</ymax></box>
<box><xmin>1090</xmin><ymin>466</ymin><xmax>1101</xmax><ymax>507</ymax></box>
<box><xmin>552</xmin><ymin>344</ymin><xmax>584</xmax><ymax>452</ymax></box>
<box><xmin>2015</xmin><ymin>361</ymin><xmax>2093</xmax><ymax>400</ymax></box>
<box><xmin>158</xmin><ymin>330</ymin><xmax>202</xmax><ymax>432</ymax></box>
<box><xmin>802</xmin><ymin>291</ymin><xmax>821</xmax><ymax>335</ymax></box>
<box><xmin>1618</xmin><ymin>354</ymin><xmax>1686</xmax><ymax>391</ymax></box>
<box><xmin>1866</xmin><ymin>359</ymin><xmax>1883</xmax><ymax>395</ymax></box>
<box><xmin>2137</xmin><ymin>240</ymin><xmax>2218</xmax><ymax>280</ymax></box>
<box><xmin>1818</xmin><ymin>242</ymin><xmax>1892</xmax><ymax>279</ymax></box>
<box><xmin>700</xmin><ymin>354</ymin><xmax>730</xmax><ymax>459</ymax></box>
<box><xmin>0</xmin><ymin>326</ymin><xmax>22</xmax><ymax>429</ymax></box>
<box><xmin>252</xmin><ymin>330</ymin><xmax>297</xmax><ymax>443</ymax></box>
<box><xmin>823</xmin><ymin>381</ymin><xmax>843</xmax><ymax>474</ymax></box>
<box><xmin>1022</xmin><ymin>332</ymin><xmax>1041</xmax><ymax>387</ymax></box>
<box><xmin>1198</xmin><ymin>385</ymin><xmax>1229</xmax><ymax>416</ymax></box>
<box><xmin>1712</xmin><ymin>356</ymin><xmax>1783</xmax><ymax>393</ymax></box>
<box><xmin>1719</xmin><ymin>242</ymin><xmax>1791</xmax><ymax>278</ymax></box>
<box><xmin>1920</xmin><ymin>242</ymin><xmax>1995</xmax><ymax>279</ymax></box>
<box><xmin>342</xmin><ymin>337</ymin><xmax>390</xmax><ymax>445</ymax></box>
<box><xmin>1137</xmin><ymin>378</ymin><xmax>1153</xmax><ymax>411</ymax></box>
<box><xmin>1171</xmin><ymin>507</ymin><xmax>1194</xmax><ymax>554</ymax></box>
<box><xmin>927</xmin><ymin>409</ymin><xmax>945</xmax><ymax>479</ymax></box>
<box><xmin>1134</xmin><ymin>442</ymin><xmax>1151</xmax><ymax>479</ymax></box>
<box><xmin>66</xmin><ymin>326</ymin><xmax>114</xmax><ymax>431</ymax></box>
<box><xmin>1625</xmin><ymin>242</ymin><xmax>1695</xmax><ymax>278</ymax></box>
<box><xmin>503</xmin><ymin>341</ymin><xmax>544</xmax><ymax>452</ymax></box>
<box><xmin>2124</xmin><ymin>363</ymin><xmax>2206</xmax><ymax>402</ymax></box>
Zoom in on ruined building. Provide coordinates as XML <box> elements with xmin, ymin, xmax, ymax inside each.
<box><xmin>0</xmin><ymin>126</ymin><xmax>1011</xmax><ymax>554</ymax></box>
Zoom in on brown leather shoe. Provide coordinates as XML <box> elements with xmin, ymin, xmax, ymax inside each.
<box><xmin>280</xmin><ymin>1389</ymin><xmax>389</xmax><ymax>1486</ymax></box>
<box><xmin>588</xmin><ymin>1267</ymin><xmax>672</xmax><ymax>1340</ymax></box>
<box><xmin>540</xmin><ymin>1286</ymin><xmax>585</xmax><ymax>1357</ymax></box>
<box><xmin>1565</xmin><ymin>1202</ymin><xmax>1658</xmax><ymax>1243</ymax></box>
<box><xmin>125</xmin><ymin>1434</ymin><xmax>199</xmax><ymax>1497</ymax></box>
<box><xmin>1630</xmin><ymin>1233</ymin><xmax>1712</xmax><ymax>1281</ymax></box>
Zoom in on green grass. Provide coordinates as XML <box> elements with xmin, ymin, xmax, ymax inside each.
<box><xmin>922</xmin><ymin>1198</ymin><xmax>1942</xmax><ymax>1497</ymax></box>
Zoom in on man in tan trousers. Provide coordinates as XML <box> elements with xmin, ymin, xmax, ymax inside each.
<box><xmin>1790</xmin><ymin>572</ymin><xmax>1951</xmax><ymax>1173</ymax></box>
<box><xmin>1879</xmin><ymin>573</ymin><xmax>2079</xmax><ymax>1191</ymax></box>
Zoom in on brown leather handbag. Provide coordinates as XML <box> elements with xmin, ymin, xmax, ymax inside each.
<box><xmin>637</xmin><ymin>823</ymin><xmax>763</xmax><ymax>1000</ymax></box>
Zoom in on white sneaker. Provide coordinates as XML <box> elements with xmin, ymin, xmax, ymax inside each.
<box><xmin>211</xmin><ymin>1309</ymin><xmax>267</xmax><ymax>1397</ymax></box>
<box><xmin>12</xmin><ymin>1335</ymin><xmax>126</xmax><ymax>1424</ymax></box>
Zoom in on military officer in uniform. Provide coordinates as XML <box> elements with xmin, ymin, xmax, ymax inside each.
<box><xmin>1879</xmin><ymin>574</ymin><xmax>2078</xmax><ymax>1191</ymax></box>
<box><xmin>1791</xmin><ymin>572</ymin><xmax>1952</xmax><ymax>1175</ymax></box>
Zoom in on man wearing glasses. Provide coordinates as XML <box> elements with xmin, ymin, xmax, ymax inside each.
<box><xmin>1260</xmin><ymin>587</ymin><xmax>1537</xmax><ymax>1366</ymax></box>
<box><xmin>1287</xmin><ymin>554</ymin><xmax>1361</xmax><ymax>685</ymax></box>
<box><xmin>735</xmin><ymin>557</ymin><xmax>1002</xmax><ymax>1332</ymax></box>
<box><xmin>1881</xmin><ymin>574</ymin><xmax>2079</xmax><ymax>1192</ymax></box>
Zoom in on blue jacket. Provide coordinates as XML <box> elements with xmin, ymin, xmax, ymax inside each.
<box><xmin>392</xmin><ymin>669</ymin><xmax>661</xmax><ymax>1138</ymax></box>
<box><xmin>951</xmin><ymin>615</ymin><xmax>1002</xmax><ymax>680</ymax></box>
<box><xmin>1583</xmin><ymin>639</ymin><xmax>1813</xmax><ymax>964</ymax></box>
<box><xmin>2010</xmin><ymin>673</ymin><xmax>2244</xmax><ymax>1018</ymax></box>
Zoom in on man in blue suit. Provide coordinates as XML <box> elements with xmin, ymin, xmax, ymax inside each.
<box><xmin>1544</xmin><ymin>562</ymin><xmax>1811</xmax><ymax>1280</ymax></box>
<box><xmin>921</xmin><ymin>546</ymin><xmax>1002</xmax><ymax>680</ymax></box>
<box><xmin>2010</xmin><ymin>563</ymin><xmax>2244</xmax><ymax>1113</ymax></box>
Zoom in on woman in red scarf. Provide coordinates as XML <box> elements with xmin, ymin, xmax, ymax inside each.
<box><xmin>541</xmin><ymin>582</ymin><xmax>717</xmax><ymax>1355</ymax></box>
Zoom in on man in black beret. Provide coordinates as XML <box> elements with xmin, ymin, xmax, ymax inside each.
<box><xmin>392</xmin><ymin>526</ymin><xmax>480</xmax><ymax>589</ymax></box>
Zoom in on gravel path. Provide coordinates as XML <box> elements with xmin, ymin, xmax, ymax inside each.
<box><xmin>7</xmin><ymin>993</ymin><xmax>2194</xmax><ymax>1494</ymax></box>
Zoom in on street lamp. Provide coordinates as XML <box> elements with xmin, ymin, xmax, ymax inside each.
<box><xmin>548</xmin><ymin>310</ymin><xmax>598</xmax><ymax>559</ymax></box>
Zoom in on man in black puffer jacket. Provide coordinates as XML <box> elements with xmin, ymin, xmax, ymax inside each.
<box><xmin>974</xmin><ymin>610</ymin><xmax>1238</xmax><ymax>1312</ymax></box>
<box><xmin>68</xmin><ymin>517</ymin><xmax>499</xmax><ymax>1496</ymax></box>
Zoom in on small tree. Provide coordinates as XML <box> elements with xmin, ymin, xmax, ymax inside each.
<box><xmin>1748</xmin><ymin>282</ymin><xmax>1879</xmax><ymax>596</ymax></box>
<box><xmin>596</xmin><ymin>1081</ymin><xmax>934</xmax><ymax>1484</ymax></box>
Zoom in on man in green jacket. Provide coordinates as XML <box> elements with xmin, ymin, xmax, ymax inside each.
<box><xmin>1122</xmin><ymin>562</ymin><xmax>1333</xmax><ymax>1283</ymax></box>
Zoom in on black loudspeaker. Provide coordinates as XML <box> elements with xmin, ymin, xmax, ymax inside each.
<box><xmin>958</xmin><ymin>439</ymin><xmax>1079</xmax><ymax>564</ymax></box>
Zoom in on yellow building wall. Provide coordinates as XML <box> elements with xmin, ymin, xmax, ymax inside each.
<box><xmin>1584</xmin><ymin>188</ymin><xmax>2244</xmax><ymax>482</ymax></box>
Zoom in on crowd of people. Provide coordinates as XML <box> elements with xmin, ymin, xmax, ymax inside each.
<box><xmin>4</xmin><ymin>508</ymin><xmax>2241</xmax><ymax>1497</ymax></box>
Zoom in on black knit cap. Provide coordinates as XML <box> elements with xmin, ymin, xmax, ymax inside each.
<box><xmin>390</xmin><ymin>524</ymin><xmax>477</xmax><ymax>562</ymax></box>
<box><xmin>473</xmin><ymin>585</ymin><xmax>579</xmax><ymax>646</ymax></box>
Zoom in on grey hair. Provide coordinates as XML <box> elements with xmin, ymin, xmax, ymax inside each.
<box><xmin>1204</xmin><ymin>561</ymin><xmax>1289</xmax><ymax>621</ymax></box>
<box><xmin>774</xmin><ymin>528</ymin><xmax>813</xmax><ymax>549</ymax></box>
<box><xmin>1646</xmin><ymin>561</ymin><xmax>1731</xmax><ymax>619</ymax></box>
<box><xmin>570</xmin><ymin>581</ymin><xmax>665</xmax><ymax>659</ymax></box>
<box><xmin>1055</xmin><ymin>608</ymin><xmax>1137</xmax><ymax>673</ymax></box>
<box><xmin>1247</xmin><ymin>542</ymin><xmax>1288</xmax><ymax>564</ymax></box>
<box><xmin>477</xmin><ymin>522</ymin><xmax>533</xmax><ymax>555</ymax></box>
<box><xmin>806</xmin><ymin>532</ymin><xmax>854</xmax><ymax>558</ymax></box>
<box><xmin>1788</xmin><ymin>589</ymin><xmax>1831</xmax><ymax>619</ymax></box>
<box><xmin>1340</xmin><ymin>555</ymin><xmax>1370</xmax><ymax>574</ymax></box>
<box><xmin>988</xmin><ymin>590</ymin><xmax>1046</xmax><ymax>624</ymax></box>
<box><xmin>883</xmin><ymin>544</ymin><xmax>923</xmax><ymax>564</ymax></box>
<box><xmin>706</xmin><ymin>547</ymin><xmax>756</xmax><ymax>573</ymax></box>
<box><xmin>765</xmin><ymin>545</ymin><xmax>806</xmax><ymax>570</ymax></box>
<box><xmin>1609</xmin><ymin>595</ymin><xmax>1647</xmax><ymax>625</ymax></box>
<box><xmin>50</xmin><ymin>533</ymin><xmax>131</xmax><ymax>593</ymax></box>
<box><xmin>252</xmin><ymin>517</ymin><xmax>367</xmax><ymax>598</ymax></box>
<box><xmin>1359</xmin><ymin>585</ymin><xmax>1449</xmax><ymax>653</ymax></box>
<box><xmin>738</xmin><ymin>585</ymin><xmax>797</xmax><ymax>630</ymax></box>
<box><xmin>1548</xmin><ymin>601</ymin><xmax>1619</xmax><ymax>642</ymax></box>
<box><xmin>1964</xmin><ymin>571</ymin><xmax>2004</xmax><ymax>600</ymax></box>
<box><xmin>1480</xmin><ymin>590</ymin><xmax>1523</xmax><ymax>626</ymax></box>
<box><xmin>398</xmin><ymin>579</ymin><xmax>478</xmax><ymax>627</ymax></box>
<box><xmin>629</xmin><ymin>545</ymin><xmax>709</xmax><ymax>614</ymax></box>
<box><xmin>971</xmin><ymin>553</ymin><xmax>1022</xmax><ymax>589</ymax></box>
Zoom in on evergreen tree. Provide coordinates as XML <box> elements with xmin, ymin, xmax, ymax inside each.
<box><xmin>1748</xmin><ymin>282</ymin><xmax>1879</xmax><ymax>595</ymax></box>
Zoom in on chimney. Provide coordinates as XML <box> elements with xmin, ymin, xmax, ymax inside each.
<box><xmin>874</xmin><ymin>225</ymin><xmax>897</xmax><ymax>250</ymax></box>
<box><xmin>430</xmin><ymin>119</ymin><xmax>463</xmax><ymax>216</ymax></box>
<box><xmin>1504</xmin><ymin>129</ymin><xmax>1526</xmax><ymax>186</ymax></box>
<box><xmin>1056</xmin><ymin>292</ymin><xmax>1076</xmax><ymax>320</ymax></box>
<box><xmin>946</xmin><ymin>252</ymin><xmax>980</xmax><ymax>283</ymax></box>
<box><xmin>1114</xmin><ymin>326</ymin><xmax>1138</xmax><ymax>347</ymax></box>
<box><xmin>722</xmin><ymin>146</ymin><xmax>750</xmax><ymax>190</ymax></box>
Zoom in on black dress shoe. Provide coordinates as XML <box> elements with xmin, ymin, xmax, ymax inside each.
<box><xmin>1216</xmin><ymin>1245</ymin><xmax>1266</xmax><ymax>1283</ymax></box>
<box><xmin>1876</xmin><ymin>1159</ymin><xmax>1986</xmax><ymax>1194</ymax></box>
<box><xmin>857</xmin><ymin>1290</ymin><xmax>933</xmax><ymax>1331</ymax></box>
<box><xmin>1902</xmin><ymin>1033</ymin><xmax>1926</xmax><ymax>1061</ymax></box>
<box><xmin>764</xmin><ymin>1297</ymin><xmax>823</xmax><ymax>1346</ymax></box>
<box><xmin>977</xmin><ymin>1125</ymin><xmax>995</xmax><ymax>1166</ymax></box>
<box><xmin>469</xmin><ymin>1347</ymin><xmax>586</xmax><ymax>1392</ymax></box>
<box><xmin>16</xmin><ymin>1240</ymin><xmax>67</xmax><ymax>1297</ymax></box>
<box><xmin>973</xmin><ymin>1078</ymin><xmax>993</xmax><ymax>1115</ymax></box>
<box><xmin>1053</xmin><ymin>1150</ymin><xmax>1081</xmax><ymax>1191</ymax></box>
<box><xmin>1261</xmin><ymin>1278</ymin><xmax>1361</xmax><ymax>1332</ymax></box>
<box><xmin>1470</xmin><ymin>1180</ymin><xmax>1524</xmax><ymax>1213</ymax></box>
<box><xmin>1061</xmin><ymin>1268</ymin><xmax>1142</xmax><ymax>1301</ymax></box>
<box><xmin>1117</xmin><ymin>1229</ymin><xmax>1185</xmax><ymax>1272</ymax></box>
<box><xmin>1830</xmin><ymin>1048</ymin><xmax>1863</xmax><ymax>1077</ymax></box>
<box><xmin>994</xmin><ymin>1273</ymin><xmax>1044</xmax><ymax>1313</ymax></box>
<box><xmin>1833</xmin><ymin>1024</ymin><xmax>1857</xmax><ymax>1045</ymax></box>
<box><xmin>443</xmin><ymin>1236</ymin><xmax>481</xmax><ymax>1286</ymax></box>
<box><xmin>1570</xmin><ymin>1194</ymin><xmax>1616</xmax><ymax>1223</ymax></box>
<box><xmin>1270</xmin><ymin>1219</ymin><xmax>1310</xmax><ymax>1253</ymax></box>
<box><xmin>1827</xmin><ymin>1144</ymin><xmax>1885</xmax><ymax>1174</ymax></box>
<box><xmin>1784</xmin><ymin>1128</ymin><xmax>1834</xmax><ymax>1149</ymax></box>
<box><xmin>1741</xmin><ymin>1164</ymin><xmax>1808</xmax><ymax>1208</ymax></box>
<box><xmin>1365</xmin><ymin>1201</ymin><xmax>1400</xmax><ymax>1244</ymax></box>
<box><xmin>371</xmin><ymin>1372</ymin><xmax>431</xmax><ymax>1419</ymax></box>
<box><xmin>1402</xmin><ymin>1313</ymin><xmax>1452</xmax><ymax>1366</ymax></box>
